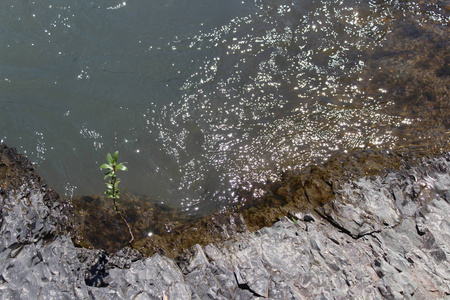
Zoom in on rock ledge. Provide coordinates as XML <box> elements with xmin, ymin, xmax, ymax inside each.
<box><xmin>1</xmin><ymin>144</ymin><xmax>449</xmax><ymax>299</ymax></box>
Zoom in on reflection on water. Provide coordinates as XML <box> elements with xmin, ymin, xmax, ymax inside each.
<box><xmin>0</xmin><ymin>0</ymin><xmax>448</xmax><ymax>216</ymax></box>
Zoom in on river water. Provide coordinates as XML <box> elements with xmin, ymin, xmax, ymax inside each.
<box><xmin>1</xmin><ymin>0</ymin><xmax>448</xmax><ymax>216</ymax></box>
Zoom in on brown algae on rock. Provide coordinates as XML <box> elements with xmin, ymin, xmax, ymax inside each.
<box><xmin>69</xmin><ymin>146</ymin><xmax>448</xmax><ymax>258</ymax></box>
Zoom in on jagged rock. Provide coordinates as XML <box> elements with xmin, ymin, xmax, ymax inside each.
<box><xmin>1</xmin><ymin>142</ymin><xmax>449</xmax><ymax>299</ymax></box>
<box><xmin>320</xmin><ymin>177</ymin><xmax>403</xmax><ymax>238</ymax></box>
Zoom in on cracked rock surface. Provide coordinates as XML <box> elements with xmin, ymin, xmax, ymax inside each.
<box><xmin>0</xmin><ymin>143</ymin><xmax>449</xmax><ymax>299</ymax></box>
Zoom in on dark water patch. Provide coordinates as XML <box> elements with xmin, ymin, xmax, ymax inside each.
<box><xmin>1</xmin><ymin>0</ymin><xmax>448</xmax><ymax>218</ymax></box>
<box><xmin>71</xmin><ymin>192</ymin><xmax>191</xmax><ymax>252</ymax></box>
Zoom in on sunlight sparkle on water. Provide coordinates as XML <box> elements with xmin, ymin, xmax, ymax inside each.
<box><xmin>1</xmin><ymin>0</ymin><xmax>445</xmax><ymax>216</ymax></box>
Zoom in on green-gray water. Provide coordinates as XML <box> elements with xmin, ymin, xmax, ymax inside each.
<box><xmin>1</xmin><ymin>0</ymin><xmax>448</xmax><ymax>216</ymax></box>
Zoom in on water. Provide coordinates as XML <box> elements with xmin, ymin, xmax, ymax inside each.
<box><xmin>1</xmin><ymin>0</ymin><xmax>448</xmax><ymax>216</ymax></box>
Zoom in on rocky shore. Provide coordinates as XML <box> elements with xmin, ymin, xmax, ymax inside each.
<box><xmin>1</xmin><ymin>143</ymin><xmax>449</xmax><ymax>299</ymax></box>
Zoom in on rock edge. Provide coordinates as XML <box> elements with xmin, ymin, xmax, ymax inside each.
<box><xmin>1</xmin><ymin>144</ymin><xmax>449</xmax><ymax>299</ymax></box>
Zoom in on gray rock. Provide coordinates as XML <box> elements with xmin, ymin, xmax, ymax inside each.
<box><xmin>322</xmin><ymin>177</ymin><xmax>403</xmax><ymax>238</ymax></box>
<box><xmin>1</xmin><ymin>146</ymin><xmax>449</xmax><ymax>299</ymax></box>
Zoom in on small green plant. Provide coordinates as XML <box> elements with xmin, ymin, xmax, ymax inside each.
<box><xmin>100</xmin><ymin>151</ymin><xmax>127</xmax><ymax>207</ymax></box>
<box><xmin>100</xmin><ymin>151</ymin><xmax>134</xmax><ymax>245</ymax></box>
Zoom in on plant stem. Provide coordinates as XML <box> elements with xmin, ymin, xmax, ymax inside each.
<box><xmin>111</xmin><ymin>170</ymin><xmax>118</xmax><ymax>211</ymax></box>
<box><xmin>101</xmin><ymin>151</ymin><xmax>133</xmax><ymax>247</ymax></box>
<box><xmin>111</xmin><ymin>167</ymin><xmax>134</xmax><ymax>245</ymax></box>
<box><xmin>117</xmin><ymin>210</ymin><xmax>134</xmax><ymax>245</ymax></box>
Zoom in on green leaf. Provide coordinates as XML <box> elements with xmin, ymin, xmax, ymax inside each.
<box><xmin>106</xmin><ymin>153</ymin><xmax>113</xmax><ymax>164</ymax></box>
<box><xmin>100</xmin><ymin>163</ymin><xmax>111</xmax><ymax>170</ymax></box>
<box><xmin>101</xmin><ymin>151</ymin><xmax>126</xmax><ymax>201</ymax></box>
<box><xmin>116</xmin><ymin>163</ymin><xmax>128</xmax><ymax>172</ymax></box>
